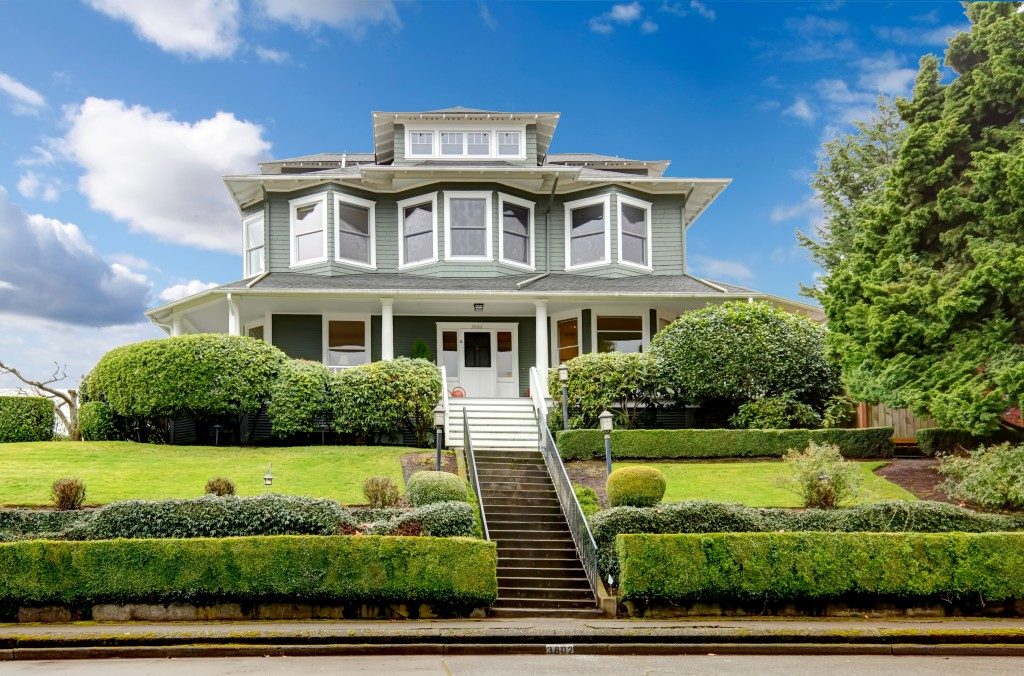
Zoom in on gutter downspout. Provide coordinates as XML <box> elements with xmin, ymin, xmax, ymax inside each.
<box><xmin>517</xmin><ymin>175</ymin><xmax>560</xmax><ymax>290</ymax></box>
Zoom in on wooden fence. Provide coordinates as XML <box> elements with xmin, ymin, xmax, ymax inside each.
<box><xmin>857</xmin><ymin>403</ymin><xmax>936</xmax><ymax>444</ymax></box>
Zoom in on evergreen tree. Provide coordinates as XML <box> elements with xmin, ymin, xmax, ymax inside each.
<box><xmin>815</xmin><ymin>3</ymin><xmax>1024</xmax><ymax>434</ymax></box>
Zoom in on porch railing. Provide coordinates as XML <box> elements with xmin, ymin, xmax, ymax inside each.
<box><xmin>463</xmin><ymin>408</ymin><xmax>489</xmax><ymax>541</ymax></box>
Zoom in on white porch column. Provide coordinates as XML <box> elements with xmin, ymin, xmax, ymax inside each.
<box><xmin>380</xmin><ymin>297</ymin><xmax>394</xmax><ymax>360</ymax></box>
<box><xmin>227</xmin><ymin>294</ymin><xmax>241</xmax><ymax>336</ymax></box>
<box><xmin>534</xmin><ymin>299</ymin><xmax>549</xmax><ymax>394</ymax></box>
<box><xmin>170</xmin><ymin>314</ymin><xmax>184</xmax><ymax>337</ymax></box>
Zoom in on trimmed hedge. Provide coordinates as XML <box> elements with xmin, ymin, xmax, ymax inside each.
<box><xmin>330</xmin><ymin>358</ymin><xmax>441</xmax><ymax>445</ymax></box>
<box><xmin>591</xmin><ymin>500</ymin><xmax>1024</xmax><ymax>580</ymax></box>
<box><xmin>0</xmin><ymin>535</ymin><xmax>498</xmax><ymax>609</ymax></box>
<box><xmin>406</xmin><ymin>471</ymin><xmax>467</xmax><ymax>507</ymax></box>
<box><xmin>267</xmin><ymin>359</ymin><xmax>332</xmax><ymax>438</ymax></box>
<box><xmin>917</xmin><ymin>427</ymin><xmax>993</xmax><ymax>457</ymax></box>
<box><xmin>557</xmin><ymin>427</ymin><xmax>895</xmax><ymax>461</ymax></box>
<box><xmin>78</xmin><ymin>401</ymin><xmax>124</xmax><ymax>441</ymax></box>
<box><xmin>0</xmin><ymin>396</ymin><xmax>53</xmax><ymax>443</ymax></box>
<box><xmin>617</xmin><ymin>532</ymin><xmax>1024</xmax><ymax>605</ymax></box>
<box><xmin>607</xmin><ymin>466</ymin><xmax>666</xmax><ymax>508</ymax></box>
<box><xmin>0</xmin><ymin>509</ymin><xmax>89</xmax><ymax>541</ymax></box>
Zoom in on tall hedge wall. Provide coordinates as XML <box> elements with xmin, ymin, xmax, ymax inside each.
<box><xmin>0</xmin><ymin>396</ymin><xmax>54</xmax><ymax>443</ymax></box>
<box><xmin>0</xmin><ymin>535</ymin><xmax>497</xmax><ymax>609</ymax></box>
<box><xmin>617</xmin><ymin>532</ymin><xmax>1024</xmax><ymax>605</ymax></box>
<box><xmin>556</xmin><ymin>427</ymin><xmax>895</xmax><ymax>461</ymax></box>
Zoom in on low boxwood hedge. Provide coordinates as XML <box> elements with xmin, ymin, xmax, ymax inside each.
<box><xmin>617</xmin><ymin>532</ymin><xmax>1024</xmax><ymax>605</ymax></box>
<box><xmin>591</xmin><ymin>500</ymin><xmax>1024</xmax><ymax>580</ymax></box>
<box><xmin>0</xmin><ymin>396</ymin><xmax>54</xmax><ymax>443</ymax></box>
<box><xmin>915</xmin><ymin>427</ymin><xmax>1018</xmax><ymax>457</ymax></box>
<box><xmin>556</xmin><ymin>427</ymin><xmax>894</xmax><ymax>461</ymax></box>
<box><xmin>0</xmin><ymin>535</ymin><xmax>498</xmax><ymax>610</ymax></box>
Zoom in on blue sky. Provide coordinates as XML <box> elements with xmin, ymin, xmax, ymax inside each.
<box><xmin>0</xmin><ymin>0</ymin><xmax>971</xmax><ymax>384</ymax></box>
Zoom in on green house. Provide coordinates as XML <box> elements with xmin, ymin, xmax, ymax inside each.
<box><xmin>146</xmin><ymin>107</ymin><xmax>818</xmax><ymax>399</ymax></box>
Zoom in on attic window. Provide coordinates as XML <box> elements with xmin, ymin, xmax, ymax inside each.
<box><xmin>497</xmin><ymin>131</ymin><xmax>521</xmax><ymax>156</ymax></box>
<box><xmin>406</xmin><ymin>126</ymin><xmax>525</xmax><ymax>159</ymax></box>
<box><xmin>410</xmin><ymin>131</ymin><xmax>433</xmax><ymax>155</ymax></box>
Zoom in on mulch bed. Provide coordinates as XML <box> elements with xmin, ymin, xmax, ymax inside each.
<box><xmin>874</xmin><ymin>458</ymin><xmax>958</xmax><ymax>504</ymax></box>
<box><xmin>401</xmin><ymin>451</ymin><xmax>457</xmax><ymax>487</ymax></box>
<box><xmin>566</xmin><ymin>460</ymin><xmax>612</xmax><ymax>508</ymax></box>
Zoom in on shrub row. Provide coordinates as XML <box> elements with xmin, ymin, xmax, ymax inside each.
<box><xmin>0</xmin><ymin>495</ymin><xmax>476</xmax><ymax>541</ymax></box>
<box><xmin>591</xmin><ymin>500</ymin><xmax>1024</xmax><ymax>581</ymax></box>
<box><xmin>0</xmin><ymin>535</ymin><xmax>498</xmax><ymax>609</ymax></box>
<box><xmin>617</xmin><ymin>532</ymin><xmax>1024</xmax><ymax>605</ymax></box>
<box><xmin>556</xmin><ymin>427</ymin><xmax>895</xmax><ymax>461</ymax></box>
<box><xmin>0</xmin><ymin>396</ymin><xmax>54</xmax><ymax>443</ymax></box>
<box><xmin>915</xmin><ymin>427</ymin><xmax>1019</xmax><ymax>457</ymax></box>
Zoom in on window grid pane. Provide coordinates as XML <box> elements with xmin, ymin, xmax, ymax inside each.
<box><xmin>450</xmin><ymin>197</ymin><xmax>487</xmax><ymax>257</ymax></box>
<box><xmin>467</xmin><ymin>132</ymin><xmax>489</xmax><ymax>155</ymax></box>
<box><xmin>294</xmin><ymin>203</ymin><xmax>322</xmax><ymax>235</ymax></box>
<box><xmin>497</xmin><ymin>131</ymin><xmax>520</xmax><ymax>155</ymax></box>
<box><xmin>570</xmin><ymin>203</ymin><xmax>606</xmax><ymax>266</ymax></box>
<box><xmin>247</xmin><ymin>247</ymin><xmax>264</xmax><ymax>274</ymax></box>
<box><xmin>246</xmin><ymin>219</ymin><xmax>264</xmax><ymax>247</ymax></box>
<box><xmin>441</xmin><ymin>132</ymin><xmax>464</xmax><ymax>155</ymax></box>
<box><xmin>410</xmin><ymin>132</ymin><xmax>433</xmax><ymax>155</ymax></box>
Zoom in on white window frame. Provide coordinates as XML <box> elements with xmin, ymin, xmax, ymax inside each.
<box><xmin>397</xmin><ymin>191</ymin><xmax>439</xmax><ymax>270</ymax></box>
<box><xmin>497</xmin><ymin>192</ymin><xmax>535</xmax><ymax>270</ymax></box>
<box><xmin>333</xmin><ymin>193</ymin><xmax>376</xmax><ymax>270</ymax></box>
<box><xmin>289</xmin><ymin>193</ymin><xmax>329</xmax><ymax>268</ymax></box>
<box><xmin>322</xmin><ymin>313</ymin><xmax>372</xmax><ymax>371</ymax></box>
<box><xmin>404</xmin><ymin>125</ymin><xmax>526</xmax><ymax>160</ymax></box>
<box><xmin>443</xmin><ymin>190</ymin><xmax>493</xmax><ymax>262</ymax></box>
<box><xmin>590</xmin><ymin>308</ymin><xmax>651</xmax><ymax>354</ymax></box>
<box><xmin>242</xmin><ymin>212</ymin><xmax>265</xmax><ymax>278</ymax></box>
<box><xmin>616</xmin><ymin>194</ymin><xmax>654</xmax><ymax>272</ymax></box>
<box><xmin>564</xmin><ymin>193</ymin><xmax>612</xmax><ymax>271</ymax></box>
<box><xmin>550</xmin><ymin>310</ymin><xmax>583</xmax><ymax>366</ymax></box>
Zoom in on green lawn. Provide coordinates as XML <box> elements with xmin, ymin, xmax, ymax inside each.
<box><xmin>0</xmin><ymin>442</ymin><xmax>416</xmax><ymax>507</ymax></box>
<box><xmin>617</xmin><ymin>460</ymin><xmax>916</xmax><ymax>508</ymax></box>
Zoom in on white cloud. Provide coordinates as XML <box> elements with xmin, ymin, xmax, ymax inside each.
<box><xmin>590</xmin><ymin>1</ymin><xmax>664</xmax><ymax>34</ymax></box>
<box><xmin>589</xmin><ymin>18</ymin><xmax>614</xmax><ymax>34</ymax></box>
<box><xmin>771</xmin><ymin>195</ymin><xmax>824</xmax><ymax>232</ymax></box>
<box><xmin>688</xmin><ymin>0</ymin><xmax>715</xmax><ymax>20</ymax></box>
<box><xmin>256</xmin><ymin>0</ymin><xmax>401</xmax><ymax>36</ymax></box>
<box><xmin>88</xmin><ymin>0</ymin><xmax>241</xmax><ymax>59</ymax></box>
<box><xmin>63</xmin><ymin>97</ymin><xmax>271</xmax><ymax>253</ymax></box>
<box><xmin>785</xmin><ymin>15</ymin><xmax>847</xmax><ymax>37</ymax></box>
<box><xmin>873</xmin><ymin>23</ymin><xmax>969</xmax><ymax>46</ymax></box>
<box><xmin>609</xmin><ymin>2</ymin><xmax>642</xmax><ymax>23</ymax></box>
<box><xmin>783</xmin><ymin>97</ymin><xmax>815</xmax><ymax>123</ymax></box>
<box><xmin>109</xmin><ymin>252</ymin><xmax>157</xmax><ymax>272</ymax></box>
<box><xmin>0</xmin><ymin>186</ymin><xmax>151</xmax><ymax>326</ymax></box>
<box><xmin>640</xmin><ymin>19</ymin><xmax>659</xmax><ymax>34</ymax></box>
<box><xmin>17</xmin><ymin>144</ymin><xmax>59</xmax><ymax>168</ymax></box>
<box><xmin>479</xmin><ymin>2</ymin><xmax>498</xmax><ymax>30</ymax></box>
<box><xmin>690</xmin><ymin>255</ymin><xmax>755</xmax><ymax>282</ymax></box>
<box><xmin>16</xmin><ymin>172</ymin><xmax>60</xmax><ymax>202</ymax></box>
<box><xmin>254</xmin><ymin>46</ymin><xmax>290</xmax><ymax>63</ymax></box>
<box><xmin>856</xmin><ymin>52</ymin><xmax>917</xmax><ymax>95</ymax></box>
<box><xmin>659</xmin><ymin>1</ymin><xmax>715</xmax><ymax>21</ymax></box>
<box><xmin>158</xmin><ymin>280</ymin><xmax>219</xmax><ymax>303</ymax></box>
<box><xmin>0</xmin><ymin>71</ymin><xmax>46</xmax><ymax>115</ymax></box>
<box><xmin>0</xmin><ymin>315</ymin><xmax>161</xmax><ymax>390</ymax></box>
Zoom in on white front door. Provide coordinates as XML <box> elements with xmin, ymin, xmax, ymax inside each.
<box><xmin>438</xmin><ymin>322</ymin><xmax>519</xmax><ymax>398</ymax></box>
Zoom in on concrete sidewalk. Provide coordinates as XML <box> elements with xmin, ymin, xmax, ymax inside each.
<box><xmin>3</xmin><ymin>617</ymin><xmax>1024</xmax><ymax>660</ymax></box>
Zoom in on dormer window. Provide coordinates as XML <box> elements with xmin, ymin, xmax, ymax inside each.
<box><xmin>406</xmin><ymin>126</ymin><xmax>525</xmax><ymax>159</ymax></box>
<box><xmin>243</xmin><ymin>212</ymin><xmax>265</xmax><ymax>277</ymax></box>
<box><xmin>289</xmin><ymin>193</ymin><xmax>328</xmax><ymax>267</ymax></box>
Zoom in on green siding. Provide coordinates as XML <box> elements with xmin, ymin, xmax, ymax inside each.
<box><xmin>394</xmin><ymin>123</ymin><xmax>405</xmax><ymax>162</ymax></box>
<box><xmin>393</xmin><ymin>316</ymin><xmax>535</xmax><ymax>397</ymax></box>
<box><xmin>272</xmin><ymin>314</ymin><xmax>321</xmax><ymax>361</ymax></box>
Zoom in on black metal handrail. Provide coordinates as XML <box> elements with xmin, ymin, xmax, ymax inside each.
<box><xmin>537</xmin><ymin>414</ymin><xmax>600</xmax><ymax>598</ymax></box>
<box><xmin>463</xmin><ymin>409</ymin><xmax>489</xmax><ymax>541</ymax></box>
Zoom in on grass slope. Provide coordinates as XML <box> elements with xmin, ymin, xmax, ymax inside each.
<box><xmin>618</xmin><ymin>460</ymin><xmax>916</xmax><ymax>508</ymax></box>
<box><xmin>0</xmin><ymin>442</ymin><xmax>411</xmax><ymax>507</ymax></box>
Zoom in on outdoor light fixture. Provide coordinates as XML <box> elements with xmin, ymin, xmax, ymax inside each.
<box><xmin>433</xmin><ymin>404</ymin><xmax>446</xmax><ymax>471</ymax></box>
<box><xmin>599</xmin><ymin>410</ymin><xmax>614</xmax><ymax>477</ymax></box>
<box><xmin>558</xmin><ymin>363</ymin><xmax>569</xmax><ymax>431</ymax></box>
<box><xmin>213</xmin><ymin>423</ymin><xmax>222</xmax><ymax>446</ymax></box>
<box><xmin>473</xmin><ymin>303</ymin><xmax>484</xmax><ymax>312</ymax></box>
<box><xmin>263</xmin><ymin>463</ymin><xmax>273</xmax><ymax>487</ymax></box>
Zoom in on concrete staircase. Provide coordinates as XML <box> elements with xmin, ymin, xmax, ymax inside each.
<box><xmin>447</xmin><ymin>398</ymin><xmax>538</xmax><ymax>451</ymax></box>
<box><xmin>475</xmin><ymin>448</ymin><xmax>602</xmax><ymax>618</ymax></box>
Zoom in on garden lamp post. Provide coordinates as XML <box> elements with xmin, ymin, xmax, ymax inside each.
<box><xmin>433</xmin><ymin>404</ymin><xmax>446</xmax><ymax>471</ymax></box>
<box><xmin>263</xmin><ymin>463</ymin><xmax>273</xmax><ymax>492</ymax></box>
<box><xmin>599</xmin><ymin>410</ymin><xmax>614</xmax><ymax>477</ymax></box>
<box><xmin>558</xmin><ymin>363</ymin><xmax>569</xmax><ymax>431</ymax></box>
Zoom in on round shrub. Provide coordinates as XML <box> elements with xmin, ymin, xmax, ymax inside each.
<box><xmin>205</xmin><ymin>477</ymin><xmax>236</xmax><ymax>496</ymax></box>
<box><xmin>607</xmin><ymin>466</ymin><xmax>666</xmax><ymax>508</ymax></box>
<box><xmin>363</xmin><ymin>476</ymin><xmax>401</xmax><ymax>508</ymax></box>
<box><xmin>406</xmin><ymin>471</ymin><xmax>467</xmax><ymax>507</ymax></box>
<box><xmin>83</xmin><ymin>334</ymin><xmax>288</xmax><ymax>421</ymax></box>
<box><xmin>51</xmin><ymin>477</ymin><xmax>86</xmax><ymax>511</ymax></box>
<box><xmin>650</xmin><ymin>301</ymin><xmax>840</xmax><ymax>409</ymax></box>
<box><xmin>330</xmin><ymin>358</ymin><xmax>442</xmax><ymax>444</ymax></box>
<box><xmin>0</xmin><ymin>396</ymin><xmax>54</xmax><ymax>443</ymax></box>
<box><xmin>546</xmin><ymin>352</ymin><xmax>663</xmax><ymax>429</ymax></box>
<box><xmin>267</xmin><ymin>359</ymin><xmax>332</xmax><ymax>437</ymax></box>
<box><xmin>730</xmin><ymin>394</ymin><xmax>822</xmax><ymax>429</ymax></box>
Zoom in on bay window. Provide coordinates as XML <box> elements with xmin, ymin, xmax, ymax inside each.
<box><xmin>564</xmin><ymin>194</ymin><xmax>611</xmax><ymax>270</ymax></box>
<box><xmin>243</xmin><ymin>213</ymin><xmax>265</xmax><ymax>277</ymax></box>
<box><xmin>333</xmin><ymin>194</ymin><xmax>375</xmax><ymax>268</ymax></box>
<box><xmin>289</xmin><ymin>194</ymin><xmax>328</xmax><ymax>267</ymax></box>
<box><xmin>618</xmin><ymin>195</ymin><xmax>653</xmax><ymax>270</ymax></box>
<box><xmin>398</xmin><ymin>192</ymin><xmax>438</xmax><ymax>268</ymax></box>
<box><xmin>498</xmin><ymin>193</ymin><xmax>533</xmax><ymax>269</ymax></box>
<box><xmin>444</xmin><ymin>191</ymin><xmax>492</xmax><ymax>261</ymax></box>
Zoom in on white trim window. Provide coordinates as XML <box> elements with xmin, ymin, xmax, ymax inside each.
<box><xmin>398</xmin><ymin>192</ymin><xmax>439</xmax><ymax>269</ymax></box>
<box><xmin>498</xmin><ymin>193</ymin><xmax>534</xmax><ymax>270</ymax></box>
<box><xmin>289</xmin><ymin>193</ymin><xmax>328</xmax><ymax>267</ymax></box>
<box><xmin>496</xmin><ymin>131</ymin><xmax>521</xmax><ymax>157</ymax></box>
<box><xmin>467</xmin><ymin>131</ymin><xmax>490</xmax><ymax>155</ymax></box>
<box><xmin>333</xmin><ymin>193</ymin><xmax>376</xmax><ymax>269</ymax></box>
<box><xmin>323</xmin><ymin>315</ymin><xmax>371</xmax><ymax>369</ymax></box>
<box><xmin>444</xmin><ymin>191</ymin><xmax>493</xmax><ymax>261</ymax></box>
<box><xmin>440</xmin><ymin>131</ymin><xmax>464</xmax><ymax>156</ymax></box>
<box><xmin>617</xmin><ymin>194</ymin><xmax>653</xmax><ymax>271</ymax></box>
<box><xmin>564</xmin><ymin>194</ymin><xmax>611</xmax><ymax>271</ymax></box>
<box><xmin>409</xmin><ymin>131</ymin><xmax>434</xmax><ymax>155</ymax></box>
<box><xmin>594</xmin><ymin>314</ymin><xmax>647</xmax><ymax>354</ymax></box>
<box><xmin>242</xmin><ymin>212</ymin><xmax>265</xmax><ymax>277</ymax></box>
